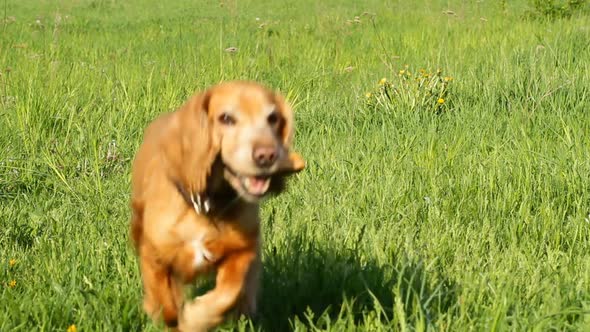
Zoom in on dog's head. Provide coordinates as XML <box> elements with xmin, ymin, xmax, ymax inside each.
<box><xmin>180</xmin><ymin>81</ymin><xmax>305</xmax><ymax>203</ymax></box>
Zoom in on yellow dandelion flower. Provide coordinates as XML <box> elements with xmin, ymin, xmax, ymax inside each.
<box><xmin>9</xmin><ymin>259</ymin><xmax>16</xmax><ymax>267</ymax></box>
<box><xmin>444</xmin><ymin>76</ymin><xmax>453</xmax><ymax>82</ymax></box>
<box><xmin>365</xmin><ymin>92</ymin><xmax>372</xmax><ymax>98</ymax></box>
<box><xmin>378</xmin><ymin>78</ymin><xmax>387</xmax><ymax>85</ymax></box>
<box><xmin>437</xmin><ymin>98</ymin><xmax>445</xmax><ymax>104</ymax></box>
<box><xmin>8</xmin><ymin>280</ymin><xmax>16</xmax><ymax>288</ymax></box>
<box><xmin>67</xmin><ymin>324</ymin><xmax>77</xmax><ymax>332</ymax></box>
<box><xmin>399</xmin><ymin>69</ymin><xmax>405</xmax><ymax>75</ymax></box>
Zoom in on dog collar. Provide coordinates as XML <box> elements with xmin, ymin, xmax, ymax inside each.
<box><xmin>190</xmin><ymin>192</ymin><xmax>211</xmax><ymax>215</ymax></box>
<box><xmin>173</xmin><ymin>177</ymin><xmax>240</xmax><ymax>217</ymax></box>
<box><xmin>173</xmin><ymin>180</ymin><xmax>211</xmax><ymax>215</ymax></box>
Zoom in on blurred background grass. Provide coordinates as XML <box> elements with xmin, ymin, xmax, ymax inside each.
<box><xmin>1</xmin><ymin>0</ymin><xmax>590</xmax><ymax>330</ymax></box>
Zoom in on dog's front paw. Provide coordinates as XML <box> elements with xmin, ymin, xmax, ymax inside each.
<box><xmin>178</xmin><ymin>298</ymin><xmax>223</xmax><ymax>332</ymax></box>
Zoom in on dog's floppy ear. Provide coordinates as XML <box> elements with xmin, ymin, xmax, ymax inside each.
<box><xmin>173</xmin><ymin>88</ymin><xmax>219</xmax><ymax>194</ymax></box>
<box><xmin>277</xmin><ymin>151</ymin><xmax>305</xmax><ymax>174</ymax></box>
<box><xmin>274</xmin><ymin>92</ymin><xmax>305</xmax><ymax>173</ymax></box>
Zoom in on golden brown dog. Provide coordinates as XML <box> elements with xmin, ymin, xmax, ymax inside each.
<box><xmin>130</xmin><ymin>81</ymin><xmax>305</xmax><ymax>331</ymax></box>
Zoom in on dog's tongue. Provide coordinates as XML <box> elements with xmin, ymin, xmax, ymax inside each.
<box><xmin>244</xmin><ymin>176</ymin><xmax>270</xmax><ymax>195</ymax></box>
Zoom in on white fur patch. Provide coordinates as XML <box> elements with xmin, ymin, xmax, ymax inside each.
<box><xmin>191</xmin><ymin>236</ymin><xmax>214</xmax><ymax>269</ymax></box>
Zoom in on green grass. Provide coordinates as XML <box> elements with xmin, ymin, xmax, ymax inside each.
<box><xmin>1</xmin><ymin>0</ymin><xmax>590</xmax><ymax>330</ymax></box>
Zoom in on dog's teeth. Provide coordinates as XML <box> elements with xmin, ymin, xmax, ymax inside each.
<box><xmin>243</xmin><ymin>177</ymin><xmax>250</xmax><ymax>189</ymax></box>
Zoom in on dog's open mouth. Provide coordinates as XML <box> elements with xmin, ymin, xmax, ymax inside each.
<box><xmin>240</xmin><ymin>175</ymin><xmax>271</xmax><ymax>197</ymax></box>
<box><xmin>223</xmin><ymin>165</ymin><xmax>272</xmax><ymax>199</ymax></box>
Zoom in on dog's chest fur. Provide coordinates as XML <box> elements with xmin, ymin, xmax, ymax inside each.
<box><xmin>170</xmin><ymin>205</ymin><xmax>260</xmax><ymax>280</ymax></box>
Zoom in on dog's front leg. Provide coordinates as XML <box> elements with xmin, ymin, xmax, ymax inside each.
<box><xmin>139</xmin><ymin>247</ymin><xmax>183</xmax><ymax>328</ymax></box>
<box><xmin>234</xmin><ymin>249</ymin><xmax>261</xmax><ymax>318</ymax></box>
<box><xmin>179</xmin><ymin>249</ymin><xmax>256</xmax><ymax>332</ymax></box>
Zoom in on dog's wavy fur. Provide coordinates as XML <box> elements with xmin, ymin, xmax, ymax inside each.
<box><xmin>130</xmin><ymin>81</ymin><xmax>305</xmax><ymax>331</ymax></box>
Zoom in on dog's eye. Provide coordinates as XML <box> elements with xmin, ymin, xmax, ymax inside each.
<box><xmin>219</xmin><ymin>113</ymin><xmax>236</xmax><ymax>125</ymax></box>
<box><xmin>267</xmin><ymin>112</ymin><xmax>280</xmax><ymax>126</ymax></box>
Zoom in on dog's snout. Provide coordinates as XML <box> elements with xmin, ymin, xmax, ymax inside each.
<box><xmin>253</xmin><ymin>145</ymin><xmax>278</xmax><ymax>168</ymax></box>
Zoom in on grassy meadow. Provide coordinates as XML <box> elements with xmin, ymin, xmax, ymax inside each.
<box><xmin>1</xmin><ymin>0</ymin><xmax>590</xmax><ymax>330</ymax></box>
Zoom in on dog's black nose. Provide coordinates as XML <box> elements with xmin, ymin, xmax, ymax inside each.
<box><xmin>253</xmin><ymin>145</ymin><xmax>278</xmax><ymax>168</ymax></box>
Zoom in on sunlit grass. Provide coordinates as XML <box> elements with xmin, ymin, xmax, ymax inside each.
<box><xmin>1</xmin><ymin>0</ymin><xmax>590</xmax><ymax>330</ymax></box>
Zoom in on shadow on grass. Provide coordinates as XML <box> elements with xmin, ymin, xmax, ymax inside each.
<box><xmin>254</xmin><ymin>235</ymin><xmax>459</xmax><ymax>331</ymax></box>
